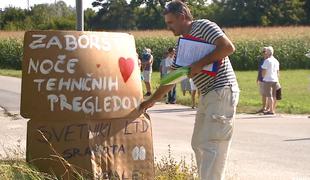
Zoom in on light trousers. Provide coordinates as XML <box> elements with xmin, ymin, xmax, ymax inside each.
<box><xmin>191</xmin><ymin>86</ymin><xmax>239</xmax><ymax>180</ymax></box>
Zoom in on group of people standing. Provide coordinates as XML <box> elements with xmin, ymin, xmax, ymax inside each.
<box><xmin>160</xmin><ymin>47</ymin><xmax>200</xmax><ymax>108</ymax></box>
<box><xmin>139</xmin><ymin>45</ymin><xmax>281</xmax><ymax>114</ymax></box>
<box><xmin>139</xmin><ymin>46</ymin><xmax>199</xmax><ymax>108</ymax></box>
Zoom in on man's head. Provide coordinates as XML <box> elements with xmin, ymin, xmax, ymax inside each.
<box><xmin>262</xmin><ymin>46</ymin><xmax>274</xmax><ymax>58</ymax></box>
<box><xmin>163</xmin><ymin>1</ymin><xmax>193</xmax><ymax>36</ymax></box>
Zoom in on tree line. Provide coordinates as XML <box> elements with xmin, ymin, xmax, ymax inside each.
<box><xmin>0</xmin><ymin>0</ymin><xmax>309</xmax><ymax>31</ymax></box>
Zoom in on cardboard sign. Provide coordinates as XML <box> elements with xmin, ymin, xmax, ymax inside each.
<box><xmin>26</xmin><ymin>115</ymin><xmax>154</xmax><ymax>179</ymax></box>
<box><xmin>21</xmin><ymin>31</ymin><xmax>143</xmax><ymax>120</ymax></box>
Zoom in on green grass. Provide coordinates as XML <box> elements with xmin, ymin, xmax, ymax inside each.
<box><xmin>0</xmin><ymin>146</ymin><xmax>198</xmax><ymax>180</ymax></box>
<box><xmin>236</xmin><ymin>70</ymin><xmax>310</xmax><ymax>114</ymax></box>
<box><xmin>144</xmin><ymin>70</ymin><xmax>310</xmax><ymax>114</ymax></box>
<box><xmin>0</xmin><ymin>69</ymin><xmax>21</xmax><ymax>78</ymax></box>
<box><xmin>1</xmin><ymin>69</ymin><xmax>309</xmax><ymax>114</ymax></box>
<box><xmin>0</xmin><ymin>69</ymin><xmax>309</xmax><ymax>179</ymax></box>
<box><xmin>0</xmin><ymin>160</ymin><xmax>54</xmax><ymax>180</ymax></box>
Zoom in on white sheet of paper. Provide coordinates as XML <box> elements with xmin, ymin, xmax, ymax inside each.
<box><xmin>175</xmin><ymin>38</ymin><xmax>216</xmax><ymax>71</ymax></box>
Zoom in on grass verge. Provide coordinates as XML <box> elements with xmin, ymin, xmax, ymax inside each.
<box><xmin>0</xmin><ymin>145</ymin><xmax>197</xmax><ymax>180</ymax></box>
<box><xmin>146</xmin><ymin>70</ymin><xmax>310</xmax><ymax>114</ymax></box>
<box><xmin>1</xmin><ymin>69</ymin><xmax>309</xmax><ymax>114</ymax></box>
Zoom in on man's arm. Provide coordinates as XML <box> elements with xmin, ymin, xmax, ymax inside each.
<box><xmin>139</xmin><ymin>84</ymin><xmax>175</xmax><ymax>113</ymax></box>
<box><xmin>262</xmin><ymin>69</ymin><xmax>266</xmax><ymax>78</ymax></box>
<box><xmin>149</xmin><ymin>55</ymin><xmax>154</xmax><ymax>64</ymax></box>
<box><xmin>189</xmin><ymin>34</ymin><xmax>235</xmax><ymax>77</ymax></box>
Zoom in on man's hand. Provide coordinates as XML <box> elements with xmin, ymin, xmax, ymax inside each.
<box><xmin>138</xmin><ymin>84</ymin><xmax>175</xmax><ymax>115</ymax></box>
<box><xmin>139</xmin><ymin>99</ymin><xmax>155</xmax><ymax>114</ymax></box>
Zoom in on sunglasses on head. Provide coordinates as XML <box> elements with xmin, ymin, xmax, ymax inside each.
<box><xmin>164</xmin><ymin>3</ymin><xmax>184</xmax><ymax>15</ymax></box>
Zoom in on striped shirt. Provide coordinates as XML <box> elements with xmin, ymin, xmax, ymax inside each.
<box><xmin>171</xmin><ymin>19</ymin><xmax>239</xmax><ymax>96</ymax></box>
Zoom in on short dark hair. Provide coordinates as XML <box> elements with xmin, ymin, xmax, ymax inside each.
<box><xmin>168</xmin><ymin>47</ymin><xmax>175</xmax><ymax>53</ymax></box>
<box><xmin>163</xmin><ymin>0</ymin><xmax>193</xmax><ymax>21</ymax></box>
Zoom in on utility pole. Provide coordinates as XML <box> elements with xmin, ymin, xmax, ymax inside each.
<box><xmin>76</xmin><ymin>0</ymin><xmax>84</xmax><ymax>31</ymax></box>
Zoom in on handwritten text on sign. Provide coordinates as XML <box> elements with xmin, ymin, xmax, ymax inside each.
<box><xmin>23</xmin><ymin>32</ymin><xmax>142</xmax><ymax>116</ymax></box>
<box><xmin>27</xmin><ymin>116</ymin><xmax>154</xmax><ymax>179</ymax></box>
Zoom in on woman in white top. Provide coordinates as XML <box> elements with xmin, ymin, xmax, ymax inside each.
<box><xmin>261</xmin><ymin>46</ymin><xmax>280</xmax><ymax>115</ymax></box>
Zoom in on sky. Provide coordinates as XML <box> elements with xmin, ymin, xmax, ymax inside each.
<box><xmin>0</xmin><ymin>0</ymin><xmax>97</xmax><ymax>10</ymax></box>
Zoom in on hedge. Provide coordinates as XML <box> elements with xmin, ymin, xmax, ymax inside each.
<box><xmin>1</xmin><ymin>37</ymin><xmax>310</xmax><ymax>71</ymax></box>
<box><xmin>136</xmin><ymin>37</ymin><xmax>310</xmax><ymax>71</ymax></box>
<box><xmin>0</xmin><ymin>38</ymin><xmax>23</xmax><ymax>69</ymax></box>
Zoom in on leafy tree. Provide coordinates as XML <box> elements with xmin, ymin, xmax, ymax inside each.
<box><xmin>92</xmin><ymin>0</ymin><xmax>139</xmax><ymax>30</ymax></box>
<box><xmin>84</xmin><ymin>8</ymin><xmax>96</xmax><ymax>30</ymax></box>
<box><xmin>267</xmin><ymin>0</ymin><xmax>305</xmax><ymax>25</ymax></box>
<box><xmin>0</xmin><ymin>0</ymin><xmax>309</xmax><ymax>30</ymax></box>
<box><xmin>1</xmin><ymin>7</ymin><xmax>27</xmax><ymax>30</ymax></box>
<box><xmin>0</xmin><ymin>1</ymin><xmax>75</xmax><ymax>30</ymax></box>
<box><xmin>29</xmin><ymin>1</ymin><xmax>75</xmax><ymax>30</ymax></box>
<box><xmin>211</xmin><ymin>0</ymin><xmax>306</xmax><ymax>26</ymax></box>
<box><xmin>91</xmin><ymin>0</ymin><xmax>173</xmax><ymax>29</ymax></box>
<box><xmin>303</xmin><ymin>0</ymin><xmax>310</xmax><ymax>24</ymax></box>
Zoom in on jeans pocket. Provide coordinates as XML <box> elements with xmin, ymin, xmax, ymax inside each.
<box><xmin>207</xmin><ymin>114</ymin><xmax>233</xmax><ymax>141</ymax></box>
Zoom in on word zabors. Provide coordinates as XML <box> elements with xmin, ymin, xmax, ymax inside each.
<box><xmin>29</xmin><ymin>34</ymin><xmax>113</xmax><ymax>51</ymax></box>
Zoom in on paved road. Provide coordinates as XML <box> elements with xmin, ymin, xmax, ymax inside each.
<box><xmin>0</xmin><ymin>76</ymin><xmax>21</xmax><ymax>114</ymax></box>
<box><xmin>0</xmin><ymin>75</ymin><xmax>310</xmax><ymax>179</ymax></box>
<box><xmin>149</xmin><ymin>104</ymin><xmax>310</xmax><ymax>179</ymax></box>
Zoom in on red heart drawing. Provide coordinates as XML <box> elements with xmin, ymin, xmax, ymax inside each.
<box><xmin>96</xmin><ymin>64</ymin><xmax>101</xmax><ymax>68</ymax></box>
<box><xmin>119</xmin><ymin>57</ymin><xmax>134</xmax><ymax>83</ymax></box>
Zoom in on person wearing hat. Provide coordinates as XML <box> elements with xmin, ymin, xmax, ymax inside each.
<box><xmin>141</xmin><ymin>48</ymin><xmax>153</xmax><ymax>96</ymax></box>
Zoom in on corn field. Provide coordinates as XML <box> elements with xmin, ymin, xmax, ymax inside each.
<box><xmin>0</xmin><ymin>27</ymin><xmax>310</xmax><ymax>70</ymax></box>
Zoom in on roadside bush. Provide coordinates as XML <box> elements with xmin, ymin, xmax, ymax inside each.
<box><xmin>0</xmin><ymin>38</ymin><xmax>23</xmax><ymax>69</ymax></box>
<box><xmin>230</xmin><ymin>39</ymin><xmax>310</xmax><ymax>70</ymax></box>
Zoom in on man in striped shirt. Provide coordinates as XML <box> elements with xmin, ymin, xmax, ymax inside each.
<box><xmin>140</xmin><ymin>1</ymin><xmax>239</xmax><ymax>179</ymax></box>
